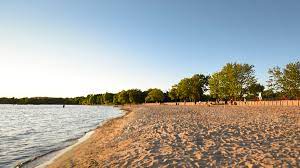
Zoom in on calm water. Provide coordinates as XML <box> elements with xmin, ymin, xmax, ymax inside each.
<box><xmin>0</xmin><ymin>105</ymin><xmax>122</xmax><ymax>168</ymax></box>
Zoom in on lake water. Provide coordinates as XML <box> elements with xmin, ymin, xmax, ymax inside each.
<box><xmin>0</xmin><ymin>105</ymin><xmax>123</xmax><ymax>168</ymax></box>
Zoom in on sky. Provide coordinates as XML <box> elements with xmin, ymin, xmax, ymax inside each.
<box><xmin>0</xmin><ymin>0</ymin><xmax>299</xmax><ymax>98</ymax></box>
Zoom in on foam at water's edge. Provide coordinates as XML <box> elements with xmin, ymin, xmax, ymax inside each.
<box><xmin>36</xmin><ymin>130</ymin><xmax>95</xmax><ymax>168</ymax></box>
<box><xmin>17</xmin><ymin>107</ymin><xmax>125</xmax><ymax>168</ymax></box>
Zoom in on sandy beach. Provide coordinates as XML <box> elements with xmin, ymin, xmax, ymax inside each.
<box><xmin>47</xmin><ymin>105</ymin><xmax>300</xmax><ymax>167</ymax></box>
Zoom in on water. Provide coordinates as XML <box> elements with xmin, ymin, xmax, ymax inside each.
<box><xmin>0</xmin><ymin>105</ymin><xmax>123</xmax><ymax>168</ymax></box>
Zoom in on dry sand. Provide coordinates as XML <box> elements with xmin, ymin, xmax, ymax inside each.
<box><xmin>48</xmin><ymin>105</ymin><xmax>300</xmax><ymax>167</ymax></box>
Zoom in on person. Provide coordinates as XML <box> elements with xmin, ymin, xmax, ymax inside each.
<box><xmin>244</xmin><ymin>97</ymin><xmax>247</xmax><ymax>104</ymax></box>
<box><xmin>63</xmin><ymin>104</ymin><xmax>65</xmax><ymax>108</ymax></box>
<box><xmin>258</xmin><ymin>92</ymin><xmax>263</xmax><ymax>101</ymax></box>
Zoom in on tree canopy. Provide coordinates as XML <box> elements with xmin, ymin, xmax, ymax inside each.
<box><xmin>176</xmin><ymin>74</ymin><xmax>209</xmax><ymax>102</ymax></box>
<box><xmin>168</xmin><ymin>85</ymin><xmax>179</xmax><ymax>102</ymax></box>
<box><xmin>145</xmin><ymin>88</ymin><xmax>164</xmax><ymax>103</ymax></box>
<box><xmin>128</xmin><ymin>89</ymin><xmax>144</xmax><ymax>104</ymax></box>
<box><xmin>209</xmin><ymin>63</ymin><xmax>257</xmax><ymax>100</ymax></box>
<box><xmin>268</xmin><ymin>61</ymin><xmax>300</xmax><ymax>99</ymax></box>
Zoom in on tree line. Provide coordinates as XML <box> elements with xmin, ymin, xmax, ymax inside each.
<box><xmin>0</xmin><ymin>97</ymin><xmax>78</xmax><ymax>105</ymax></box>
<box><xmin>0</xmin><ymin>61</ymin><xmax>299</xmax><ymax>105</ymax></box>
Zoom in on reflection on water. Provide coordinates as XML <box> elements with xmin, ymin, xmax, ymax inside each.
<box><xmin>0</xmin><ymin>105</ymin><xmax>122</xmax><ymax>168</ymax></box>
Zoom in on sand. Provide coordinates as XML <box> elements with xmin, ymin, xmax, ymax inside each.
<box><xmin>47</xmin><ymin>105</ymin><xmax>300</xmax><ymax>167</ymax></box>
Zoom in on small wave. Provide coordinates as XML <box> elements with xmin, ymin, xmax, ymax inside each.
<box><xmin>1</xmin><ymin>105</ymin><xmax>123</xmax><ymax>168</ymax></box>
<box><xmin>15</xmin><ymin>147</ymin><xmax>61</xmax><ymax>168</ymax></box>
<box><xmin>16</xmin><ymin>131</ymin><xmax>92</xmax><ymax>168</ymax></box>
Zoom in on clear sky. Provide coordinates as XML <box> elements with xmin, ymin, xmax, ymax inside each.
<box><xmin>0</xmin><ymin>0</ymin><xmax>299</xmax><ymax>98</ymax></box>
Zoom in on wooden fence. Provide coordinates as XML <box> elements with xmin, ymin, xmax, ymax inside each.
<box><xmin>144</xmin><ymin>100</ymin><xmax>300</xmax><ymax>106</ymax></box>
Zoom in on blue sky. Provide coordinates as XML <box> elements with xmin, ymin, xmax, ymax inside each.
<box><xmin>0</xmin><ymin>0</ymin><xmax>299</xmax><ymax>97</ymax></box>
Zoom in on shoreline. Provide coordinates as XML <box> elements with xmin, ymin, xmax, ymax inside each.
<box><xmin>18</xmin><ymin>106</ymin><xmax>128</xmax><ymax>168</ymax></box>
<box><xmin>36</xmin><ymin>130</ymin><xmax>95</xmax><ymax>168</ymax></box>
<box><xmin>46</xmin><ymin>105</ymin><xmax>134</xmax><ymax>168</ymax></box>
<box><xmin>46</xmin><ymin>105</ymin><xmax>299</xmax><ymax>167</ymax></box>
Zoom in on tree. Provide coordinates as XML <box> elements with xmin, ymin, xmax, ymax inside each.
<box><xmin>117</xmin><ymin>90</ymin><xmax>130</xmax><ymax>104</ymax></box>
<box><xmin>248</xmin><ymin>83</ymin><xmax>264</xmax><ymax>95</ymax></box>
<box><xmin>102</xmin><ymin>92</ymin><xmax>115</xmax><ymax>104</ymax></box>
<box><xmin>145</xmin><ymin>88</ymin><xmax>164</xmax><ymax>103</ymax></box>
<box><xmin>208</xmin><ymin>63</ymin><xmax>257</xmax><ymax>100</ymax></box>
<box><xmin>163</xmin><ymin>91</ymin><xmax>171</xmax><ymax>102</ymax></box>
<box><xmin>176</xmin><ymin>74</ymin><xmax>209</xmax><ymax>102</ymax></box>
<box><xmin>209</xmin><ymin>72</ymin><xmax>222</xmax><ymax>100</ymax></box>
<box><xmin>268</xmin><ymin>61</ymin><xmax>300</xmax><ymax>99</ymax></box>
<box><xmin>127</xmin><ymin>89</ymin><xmax>144</xmax><ymax>104</ymax></box>
<box><xmin>87</xmin><ymin>94</ymin><xmax>98</xmax><ymax>105</ymax></box>
<box><xmin>262</xmin><ymin>89</ymin><xmax>280</xmax><ymax>100</ymax></box>
<box><xmin>169</xmin><ymin>85</ymin><xmax>179</xmax><ymax>102</ymax></box>
<box><xmin>177</xmin><ymin>78</ymin><xmax>192</xmax><ymax>101</ymax></box>
<box><xmin>113</xmin><ymin>94</ymin><xmax>119</xmax><ymax>104</ymax></box>
<box><xmin>95</xmin><ymin>94</ymin><xmax>103</xmax><ymax>104</ymax></box>
<box><xmin>189</xmin><ymin>74</ymin><xmax>209</xmax><ymax>103</ymax></box>
<box><xmin>267</xmin><ymin>66</ymin><xmax>283</xmax><ymax>93</ymax></box>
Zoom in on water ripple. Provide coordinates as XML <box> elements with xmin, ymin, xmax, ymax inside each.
<box><xmin>0</xmin><ymin>105</ymin><xmax>122</xmax><ymax>168</ymax></box>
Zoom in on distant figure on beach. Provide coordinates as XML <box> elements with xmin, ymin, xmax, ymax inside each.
<box><xmin>63</xmin><ymin>104</ymin><xmax>65</xmax><ymax>108</ymax></box>
<box><xmin>243</xmin><ymin>94</ymin><xmax>247</xmax><ymax>104</ymax></box>
<box><xmin>258</xmin><ymin>92</ymin><xmax>263</xmax><ymax>101</ymax></box>
<box><xmin>230</xmin><ymin>99</ymin><xmax>233</xmax><ymax>105</ymax></box>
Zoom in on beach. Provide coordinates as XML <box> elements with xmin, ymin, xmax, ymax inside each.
<box><xmin>47</xmin><ymin>105</ymin><xmax>300</xmax><ymax>167</ymax></box>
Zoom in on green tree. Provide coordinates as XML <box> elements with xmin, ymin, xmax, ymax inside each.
<box><xmin>127</xmin><ymin>89</ymin><xmax>144</xmax><ymax>104</ymax></box>
<box><xmin>102</xmin><ymin>92</ymin><xmax>115</xmax><ymax>104</ymax></box>
<box><xmin>117</xmin><ymin>90</ymin><xmax>130</xmax><ymax>104</ymax></box>
<box><xmin>96</xmin><ymin>94</ymin><xmax>103</xmax><ymax>104</ymax></box>
<box><xmin>88</xmin><ymin>94</ymin><xmax>98</xmax><ymax>105</ymax></box>
<box><xmin>176</xmin><ymin>74</ymin><xmax>209</xmax><ymax>102</ymax></box>
<box><xmin>268</xmin><ymin>61</ymin><xmax>300</xmax><ymax>99</ymax></box>
<box><xmin>209</xmin><ymin>72</ymin><xmax>222</xmax><ymax>100</ymax></box>
<box><xmin>145</xmin><ymin>88</ymin><xmax>164</xmax><ymax>103</ymax></box>
<box><xmin>262</xmin><ymin>89</ymin><xmax>280</xmax><ymax>100</ymax></box>
<box><xmin>169</xmin><ymin>85</ymin><xmax>179</xmax><ymax>102</ymax></box>
<box><xmin>209</xmin><ymin>63</ymin><xmax>257</xmax><ymax>100</ymax></box>
<box><xmin>113</xmin><ymin>94</ymin><xmax>119</xmax><ymax>104</ymax></box>
<box><xmin>189</xmin><ymin>74</ymin><xmax>209</xmax><ymax>103</ymax></box>
<box><xmin>248</xmin><ymin>83</ymin><xmax>264</xmax><ymax>95</ymax></box>
<box><xmin>177</xmin><ymin>78</ymin><xmax>192</xmax><ymax>101</ymax></box>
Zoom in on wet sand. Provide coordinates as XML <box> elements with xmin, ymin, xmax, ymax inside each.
<box><xmin>48</xmin><ymin>105</ymin><xmax>300</xmax><ymax>167</ymax></box>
